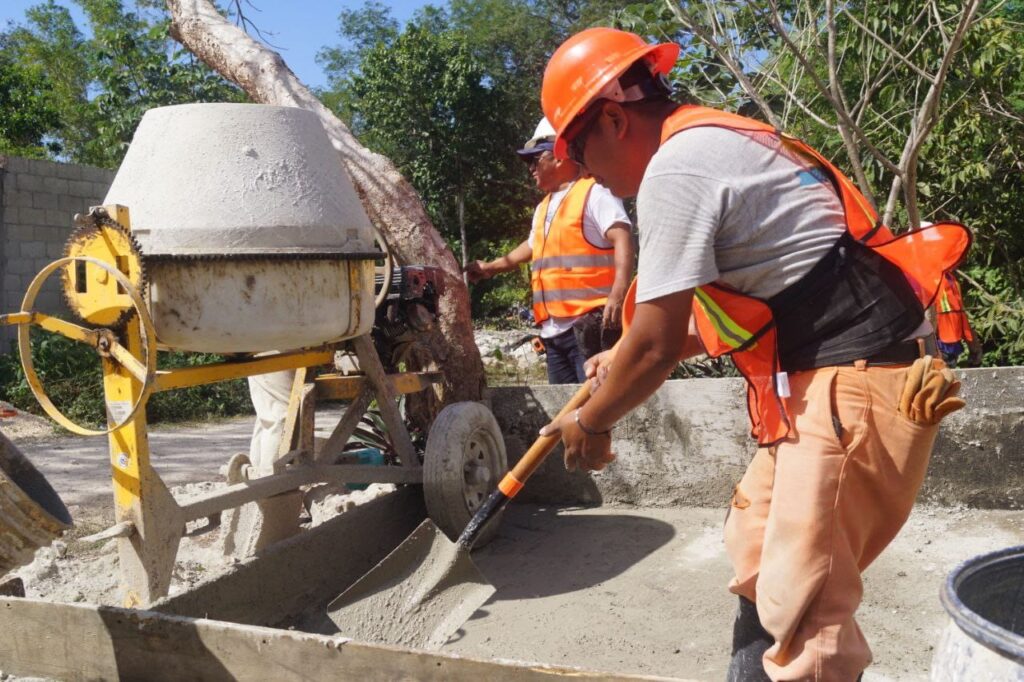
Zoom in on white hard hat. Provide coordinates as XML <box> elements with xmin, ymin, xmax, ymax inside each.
<box><xmin>517</xmin><ymin>118</ymin><xmax>557</xmax><ymax>157</ymax></box>
<box><xmin>531</xmin><ymin>118</ymin><xmax>557</xmax><ymax>142</ymax></box>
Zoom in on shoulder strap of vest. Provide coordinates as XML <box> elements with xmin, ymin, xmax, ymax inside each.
<box><xmin>660</xmin><ymin>105</ymin><xmax>776</xmax><ymax>145</ymax></box>
<box><xmin>660</xmin><ymin>105</ymin><xmax>893</xmax><ymax>245</ymax></box>
<box><xmin>550</xmin><ymin>177</ymin><xmax>596</xmax><ymax>226</ymax></box>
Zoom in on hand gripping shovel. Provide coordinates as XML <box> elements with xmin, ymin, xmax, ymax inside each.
<box><xmin>327</xmin><ymin>382</ymin><xmax>593</xmax><ymax>649</ymax></box>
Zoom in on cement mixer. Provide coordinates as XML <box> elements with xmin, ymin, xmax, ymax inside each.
<box><xmin>0</xmin><ymin>103</ymin><xmax>506</xmax><ymax>607</ymax></box>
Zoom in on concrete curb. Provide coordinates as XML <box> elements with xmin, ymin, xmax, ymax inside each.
<box><xmin>488</xmin><ymin>367</ymin><xmax>1024</xmax><ymax>510</ymax></box>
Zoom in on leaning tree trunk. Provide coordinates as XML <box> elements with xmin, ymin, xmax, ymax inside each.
<box><xmin>165</xmin><ymin>0</ymin><xmax>485</xmax><ymax>412</ymax></box>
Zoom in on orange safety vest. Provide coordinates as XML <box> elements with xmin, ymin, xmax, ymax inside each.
<box><xmin>531</xmin><ymin>177</ymin><xmax>616</xmax><ymax>323</ymax></box>
<box><xmin>936</xmin><ymin>272</ymin><xmax>975</xmax><ymax>344</ymax></box>
<box><xmin>623</xmin><ymin>106</ymin><xmax>971</xmax><ymax>447</ymax></box>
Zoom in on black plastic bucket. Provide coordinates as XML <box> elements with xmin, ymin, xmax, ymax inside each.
<box><xmin>932</xmin><ymin>545</ymin><xmax>1024</xmax><ymax>679</ymax></box>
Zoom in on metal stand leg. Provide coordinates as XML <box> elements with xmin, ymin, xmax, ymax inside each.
<box><xmin>351</xmin><ymin>336</ymin><xmax>420</xmax><ymax>468</ymax></box>
<box><xmin>105</xmin><ymin>315</ymin><xmax>181</xmax><ymax>607</ymax></box>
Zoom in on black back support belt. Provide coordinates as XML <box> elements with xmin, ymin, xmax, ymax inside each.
<box><xmin>768</xmin><ymin>232</ymin><xmax>926</xmax><ymax>372</ymax></box>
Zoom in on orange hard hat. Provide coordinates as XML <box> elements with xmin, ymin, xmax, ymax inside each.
<box><xmin>542</xmin><ymin>28</ymin><xmax>680</xmax><ymax>159</ymax></box>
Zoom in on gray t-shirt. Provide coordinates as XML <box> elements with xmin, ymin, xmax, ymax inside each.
<box><xmin>635</xmin><ymin>126</ymin><xmax>847</xmax><ymax>304</ymax></box>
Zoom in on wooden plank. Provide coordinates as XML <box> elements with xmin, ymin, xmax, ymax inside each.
<box><xmin>178</xmin><ymin>465</ymin><xmax>422</xmax><ymax>522</ymax></box>
<box><xmin>276</xmin><ymin>368</ymin><xmax>308</xmax><ymax>458</ymax></box>
<box><xmin>0</xmin><ymin>597</ymin><xmax>684</xmax><ymax>682</ymax></box>
<box><xmin>159</xmin><ymin>487</ymin><xmax>426</xmax><ymax>627</ymax></box>
<box><xmin>315</xmin><ymin>386</ymin><xmax>372</xmax><ymax>463</ymax></box>
<box><xmin>314</xmin><ymin>371</ymin><xmax>442</xmax><ymax>401</ymax></box>
<box><xmin>352</xmin><ymin>335</ymin><xmax>419</xmax><ymax>468</ymax></box>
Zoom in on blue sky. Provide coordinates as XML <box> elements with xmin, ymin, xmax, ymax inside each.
<box><xmin>0</xmin><ymin>0</ymin><xmax>430</xmax><ymax>89</ymax></box>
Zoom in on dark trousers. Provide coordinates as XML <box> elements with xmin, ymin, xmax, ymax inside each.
<box><xmin>544</xmin><ymin>308</ymin><xmax>622</xmax><ymax>385</ymax></box>
<box><xmin>544</xmin><ymin>328</ymin><xmax>587</xmax><ymax>385</ymax></box>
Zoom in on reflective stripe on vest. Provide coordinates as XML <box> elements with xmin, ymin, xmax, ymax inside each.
<box><xmin>939</xmin><ymin>290</ymin><xmax>952</xmax><ymax>312</ymax></box>
<box><xmin>532</xmin><ymin>286</ymin><xmax>613</xmax><ymax>304</ymax></box>
<box><xmin>693</xmin><ymin>287</ymin><xmax>754</xmax><ymax>351</ymax></box>
<box><xmin>634</xmin><ymin>105</ymin><xmax>973</xmax><ymax>447</ymax></box>
<box><xmin>533</xmin><ymin>254</ymin><xmax>616</xmax><ymax>270</ymax></box>
<box><xmin>531</xmin><ymin>177</ymin><xmax>616</xmax><ymax>323</ymax></box>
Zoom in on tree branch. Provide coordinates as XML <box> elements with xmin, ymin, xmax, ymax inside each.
<box><xmin>756</xmin><ymin>0</ymin><xmax>902</xmax><ymax>204</ymax></box>
<box><xmin>884</xmin><ymin>0</ymin><xmax>983</xmax><ymax>227</ymax></box>
<box><xmin>667</xmin><ymin>1</ymin><xmax>783</xmax><ymax>129</ymax></box>
<box><xmin>164</xmin><ymin>0</ymin><xmax>484</xmax><ymax>404</ymax></box>
<box><xmin>825</xmin><ymin>0</ymin><xmax>876</xmax><ymax>207</ymax></box>
<box><xmin>840</xmin><ymin>7</ymin><xmax>937</xmax><ymax>83</ymax></box>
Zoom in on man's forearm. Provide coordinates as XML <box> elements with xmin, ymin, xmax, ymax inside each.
<box><xmin>486</xmin><ymin>240</ymin><xmax>532</xmax><ymax>275</ymax></box>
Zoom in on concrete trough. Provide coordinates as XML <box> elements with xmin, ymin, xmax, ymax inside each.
<box><xmin>1</xmin><ymin>369</ymin><xmax>1022</xmax><ymax>680</ymax></box>
<box><xmin>0</xmin><ymin>488</ymin><xmax>686</xmax><ymax>681</ymax></box>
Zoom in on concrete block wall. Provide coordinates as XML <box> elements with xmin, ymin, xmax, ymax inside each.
<box><xmin>488</xmin><ymin>367</ymin><xmax>1024</xmax><ymax>510</ymax></box>
<box><xmin>0</xmin><ymin>156</ymin><xmax>115</xmax><ymax>350</ymax></box>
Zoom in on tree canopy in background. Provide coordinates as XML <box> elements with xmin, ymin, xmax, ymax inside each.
<box><xmin>315</xmin><ymin>0</ymin><xmax>639</xmax><ymax>318</ymax></box>
<box><xmin>614</xmin><ymin>0</ymin><xmax>1024</xmax><ymax>366</ymax></box>
<box><xmin>0</xmin><ymin>0</ymin><xmax>243</xmax><ymax>167</ymax></box>
<box><xmin>1</xmin><ymin>0</ymin><xmax>1023</xmax><ymax>364</ymax></box>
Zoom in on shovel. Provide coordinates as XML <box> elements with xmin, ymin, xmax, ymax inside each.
<box><xmin>327</xmin><ymin>381</ymin><xmax>594</xmax><ymax>649</ymax></box>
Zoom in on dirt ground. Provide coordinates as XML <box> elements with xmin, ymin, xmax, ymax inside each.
<box><xmin>3</xmin><ymin>411</ymin><xmax>1023</xmax><ymax>681</ymax></box>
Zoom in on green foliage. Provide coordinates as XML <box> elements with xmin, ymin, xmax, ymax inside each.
<box><xmin>613</xmin><ymin>0</ymin><xmax>1024</xmax><ymax>366</ymax></box>
<box><xmin>961</xmin><ymin>265</ymin><xmax>1024</xmax><ymax>367</ymax></box>
<box><xmin>0</xmin><ymin>332</ymin><xmax>105</xmax><ymax>425</ymax></box>
<box><xmin>2</xmin><ymin>0</ymin><xmax>244</xmax><ymax>168</ymax></box>
<box><xmin>472</xmin><ymin>238</ymin><xmax>532</xmax><ymax>320</ymax></box>
<box><xmin>0</xmin><ymin>332</ymin><xmax>252</xmax><ymax>428</ymax></box>
<box><xmin>330</xmin><ymin>17</ymin><xmax>532</xmax><ymax>287</ymax></box>
<box><xmin>319</xmin><ymin>1</ymin><xmax>643</xmax><ymax>319</ymax></box>
<box><xmin>0</xmin><ymin>49</ymin><xmax>61</xmax><ymax>157</ymax></box>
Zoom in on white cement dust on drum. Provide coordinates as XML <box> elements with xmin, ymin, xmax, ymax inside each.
<box><xmin>102</xmin><ymin>103</ymin><xmax>377</xmax><ymax>354</ymax></box>
<box><xmin>327</xmin><ymin>520</ymin><xmax>494</xmax><ymax>649</ymax></box>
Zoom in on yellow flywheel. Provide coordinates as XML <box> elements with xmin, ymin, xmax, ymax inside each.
<box><xmin>61</xmin><ymin>208</ymin><xmax>147</xmax><ymax>328</ymax></box>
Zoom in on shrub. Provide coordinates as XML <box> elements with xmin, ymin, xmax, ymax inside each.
<box><xmin>0</xmin><ymin>331</ymin><xmax>253</xmax><ymax>428</ymax></box>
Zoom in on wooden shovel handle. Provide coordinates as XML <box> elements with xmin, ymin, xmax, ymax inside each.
<box><xmin>499</xmin><ymin>381</ymin><xmax>592</xmax><ymax>496</ymax></box>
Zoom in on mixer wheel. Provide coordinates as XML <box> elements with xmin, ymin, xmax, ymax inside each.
<box><xmin>422</xmin><ymin>402</ymin><xmax>507</xmax><ymax>547</ymax></box>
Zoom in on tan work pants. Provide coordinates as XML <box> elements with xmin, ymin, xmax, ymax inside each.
<box><xmin>724</xmin><ymin>365</ymin><xmax>939</xmax><ymax>681</ymax></box>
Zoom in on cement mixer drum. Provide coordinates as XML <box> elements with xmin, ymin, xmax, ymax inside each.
<box><xmin>103</xmin><ymin>103</ymin><xmax>378</xmax><ymax>353</ymax></box>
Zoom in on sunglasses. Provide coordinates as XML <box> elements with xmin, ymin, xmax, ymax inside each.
<box><xmin>525</xmin><ymin>153</ymin><xmax>548</xmax><ymax>170</ymax></box>
<box><xmin>564</xmin><ymin>101</ymin><xmax>607</xmax><ymax>165</ymax></box>
<box><xmin>528</xmin><ymin>151</ymin><xmax>552</xmax><ymax>169</ymax></box>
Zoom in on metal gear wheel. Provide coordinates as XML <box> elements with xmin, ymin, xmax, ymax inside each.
<box><xmin>60</xmin><ymin>208</ymin><xmax>148</xmax><ymax>328</ymax></box>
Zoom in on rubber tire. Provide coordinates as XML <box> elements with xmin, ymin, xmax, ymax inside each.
<box><xmin>423</xmin><ymin>401</ymin><xmax>508</xmax><ymax>547</ymax></box>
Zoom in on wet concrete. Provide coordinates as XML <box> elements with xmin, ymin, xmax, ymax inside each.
<box><xmin>325</xmin><ymin>520</ymin><xmax>495</xmax><ymax>650</ymax></box>
<box><xmin>444</xmin><ymin>503</ymin><xmax>1024</xmax><ymax>681</ymax></box>
<box><xmin>5</xmin><ymin>378</ymin><xmax>1023</xmax><ymax>680</ymax></box>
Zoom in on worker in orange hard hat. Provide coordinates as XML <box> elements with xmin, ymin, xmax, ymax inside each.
<box><xmin>537</xmin><ymin>27</ymin><xmax>971</xmax><ymax>681</ymax></box>
<box><xmin>465</xmin><ymin>118</ymin><xmax>634</xmax><ymax>384</ymax></box>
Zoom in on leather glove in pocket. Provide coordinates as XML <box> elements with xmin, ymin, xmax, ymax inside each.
<box><xmin>898</xmin><ymin>355</ymin><xmax>966</xmax><ymax>425</ymax></box>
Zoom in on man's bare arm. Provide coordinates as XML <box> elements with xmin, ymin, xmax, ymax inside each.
<box><xmin>602</xmin><ymin>223</ymin><xmax>634</xmax><ymax>328</ymax></box>
<box><xmin>465</xmin><ymin>240</ymin><xmax>532</xmax><ymax>282</ymax></box>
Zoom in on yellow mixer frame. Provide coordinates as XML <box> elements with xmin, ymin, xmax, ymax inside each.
<box><xmin>0</xmin><ymin>205</ymin><xmax>440</xmax><ymax>607</ymax></box>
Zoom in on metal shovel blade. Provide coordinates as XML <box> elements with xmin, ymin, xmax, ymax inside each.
<box><xmin>327</xmin><ymin>519</ymin><xmax>495</xmax><ymax>649</ymax></box>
